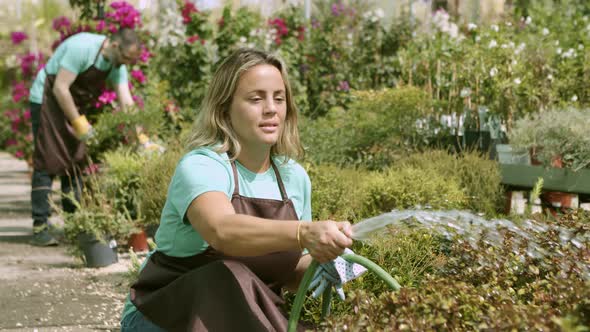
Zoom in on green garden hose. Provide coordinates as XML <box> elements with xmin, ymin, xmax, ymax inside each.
<box><xmin>287</xmin><ymin>253</ymin><xmax>401</xmax><ymax>332</ymax></box>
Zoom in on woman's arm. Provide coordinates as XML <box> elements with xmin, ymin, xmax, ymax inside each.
<box><xmin>186</xmin><ymin>191</ymin><xmax>352</xmax><ymax>263</ymax></box>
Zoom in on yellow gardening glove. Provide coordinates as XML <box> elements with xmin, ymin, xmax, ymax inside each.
<box><xmin>71</xmin><ymin>115</ymin><xmax>95</xmax><ymax>141</ymax></box>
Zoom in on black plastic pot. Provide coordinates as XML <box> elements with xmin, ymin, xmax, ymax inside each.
<box><xmin>77</xmin><ymin>232</ymin><xmax>118</xmax><ymax>268</ymax></box>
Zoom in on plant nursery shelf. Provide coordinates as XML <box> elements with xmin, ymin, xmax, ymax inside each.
<box><xmin>500</xmin><ymin>164</ymin><xmax>590</xmax><ymax>194</ymax></box>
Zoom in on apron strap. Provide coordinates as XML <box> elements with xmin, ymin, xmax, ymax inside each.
<box><xmin>230</xmin><ymin>159</ymin><xmax>289</xmax><ymax>201</ymax></box>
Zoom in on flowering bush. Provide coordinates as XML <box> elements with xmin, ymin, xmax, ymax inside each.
<box><xmin>150</xmin><ymin>0</ymin><xmax>213</xmax><ymax>113</ymax></box>
<box><xmin>0</xmin><ymin>29</ymin><xmax>45</xmax><ymax>162</ymax></box>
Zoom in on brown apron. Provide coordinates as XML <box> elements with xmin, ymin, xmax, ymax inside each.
<box><xmin>33</xmin><ymin>39</ymin><xmax>111</xmax><ymax>175</ymax></box>
<box><xmin>131</xmin><ymin>160</ymin><xmax>304</xmax><ymax>332</ymax></box>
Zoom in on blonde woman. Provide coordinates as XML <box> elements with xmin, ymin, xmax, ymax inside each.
<box><xmin>120</xmin><ymin>49</ymin><xmax>355</xmax><ymax>331</ymax></box>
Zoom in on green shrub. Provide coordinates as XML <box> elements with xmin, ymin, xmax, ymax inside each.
<box><xmin>301</xmin><ymin>86</ymin><xmax>439</xmax><ymax>169</ymax></box>
<box><xmin>318</xmin><ymin>210</ymin><xmax>590</xmax><ymax>331</ymax></box>
<box><xmin>99</xmin><ymin>149</ymin><xmax>146</xmax><ymax>224</ymax></box>
<box><xmin>136</xmin><ymin>142</ymin><xmax>183</xmax><ymax>227</ymax></box>
<box><xmin>360</xmin><ymin>167</ymin><xmax>467</xmax><ymax>217</ymax></box>
<box><xmin>395</xmin><ymin>150</ymin><xmax>504</xmax><ymax>216</ymax></box>
<box><xmin>307</xmin><ymin>163</ymin><xmax>369</xmax><ymax>222</ymax></box>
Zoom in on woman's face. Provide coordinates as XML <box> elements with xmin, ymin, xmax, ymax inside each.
<box><xmin>229</xmin><ymin>64</ymin><xmax>287</xmax><ymax>151</ymax></box>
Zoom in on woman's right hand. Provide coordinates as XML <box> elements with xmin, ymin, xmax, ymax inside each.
<box><xmin>299</xmin><ymin>221</ymin><xmax>353</xmax><ymax>263</ymax></box>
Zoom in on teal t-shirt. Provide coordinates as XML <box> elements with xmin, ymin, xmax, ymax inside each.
<box><xmin>29</xmin><ymin>32</ymin><xmax>128</xmax><ymax>104</ymax></box>
<box><xmin>121</xmin><ymin>147</ymin><xmax>312</xmax><ymax>322</ymax></box>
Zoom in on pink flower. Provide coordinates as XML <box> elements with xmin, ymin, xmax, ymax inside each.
<box><xmin>52</xmin><ymin>16</ymin><xmax>71</xmax><ymax>33</ymax></box>
<box><xmin>5</xmin><ymin>139</ymin><xmax>17</xmax><ymax>147</ymax></box>
<box><xmin>130</xmin><ymin>69</ymin><xmax>146</xmax><ymax>84</ymax></box>
<box><xmin>95</xmin><ymin>89</ymin><xmax>117</xmax><ymax>108</ymax></box>
<box><xmin>187</xmin><ymin>35</ymin><xmax>200</xmax><ymax>44</ymax></box>
<box><xmin>23</xmin><ymin>110</ymin><xmax>31</xmax><ymax>121</ymax></box>
<box><xmin>19</xmin><ymin>52</ymin><xmax>44</xmax><ymax>78</ymax></box>
<box><xmin>181</xmin><ymin>1</ymin><xmax>199</xmax><ymax>24</ymax></box>
<box><xmin>11</xmin><ymin>31</ymin><xmax>28</xmax><ymax>45</ymax></box>
<box><xmin>83</xmin><ymin>163</ymin><xmax>100</xmax><ymax>175</ymax></box>
<box><xmin>337</xmin><ymin>80</ymin><xmax>350</xmax><ymax>92</ymax></box>
<box><xmin>12</xmin><ymin>82</ymin><xmax>29</xmax><ymax>103</ymax></box>
<box><xmin>139</xmin><ymin>46</ymin><xmax>152</xmax><ymax>63</ymax></box>
<box><xmin>132</xmin><ymin>95</ymin><xmax>144</xmax><ymax>109</ymax></box>
<box><xmin>14</xmin><ymin>150</ymin><xmax>25</xmax><ymax>159</ymax></box>
<box><xmin>25</xmin><ymin>133</ymin><xmax>33</xmax><ymax>142</ymax></box>
<box><xmin>96</xmin><ymin>20</ymin><xmax>106</xmax><ymax>32</ymax></box>
<box><xmin>106</xmin><ymin>1</ymin><xmax>142</xmax><ymax>29</ymax></box>
<box><xmin>108</xmin><ymin>24</ymin><xmax>118</xmax><ymax>33</ymax></box>
<box><xmin>269</xmin><ymin>18</ymin><xmax>289</xmax><ymax>45</ymax></box>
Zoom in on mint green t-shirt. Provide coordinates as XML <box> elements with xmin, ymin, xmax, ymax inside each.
<box><xmin>29</xmin><ymin>32</ymin><xmax>128</xmax><ymax>104</ymax></box>
<box><xmin>121</xmin><ymin>147</ymin><xmax>312</xmax><ymax>323</ymax></box>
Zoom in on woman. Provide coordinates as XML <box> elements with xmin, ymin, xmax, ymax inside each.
<box><xmin>120</xmin><ymin>48</ymin><xmax>354</xmax><ymax>331</ymax></box>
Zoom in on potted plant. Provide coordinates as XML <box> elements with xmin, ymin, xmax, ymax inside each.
<box><xmin>55</xmin><ymin>179</ymin><xmax>127</xmax><ymax>267</ymax></box>
<box><xmin>99</xmin><ymin>149</ymin><xmax>149</xmax><ymax>252</ymax></box>
<box><xmin>508</xmin><ymin>108</ymin><xmax>590</xmax><ymax>171</ymax></box>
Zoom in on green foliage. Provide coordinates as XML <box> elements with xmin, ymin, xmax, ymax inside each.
<box><xmin>395</xmin><ymin>150</ymin><xmax>504</xmax><ymax>216</ymax></box>
<box><xmin>509</xmin><ymin>108</ymin><xmax>590</xmax><ymax>170</ymax></box>
<box><xmin>319</xmin><ymin>210</ymin><xmax>590</xmax><ymax>331</ymax></box>
<box><xmin>213</xmin><ymin>5</ymin><xmax>263</xmax><ymax>64</ymax></box>
<box><xmin>301</xmin><ymin>87</ymin><xmax>437</xmax><ymax>169</ymax></box>
<box><xmin>54</xmin><ymin>173</ymin><xmax>132</xmax><ymax>252</ymax></box>
<box><xmin>136</xmin><ymin>142</ymin><xmax>184</xmax><ymax>227</ymax></box>
<box><xmin>99</xmin><ymin>149</ymin><xmax>146</xmax><ymax>232</ymax></box>
<box><xmin>360</xmin><ymin>167</ymin><xmax>467</xmax><ymax>217</ymax></box>
<box><xmin>306</xmin><ymin>163</ymin><xmax>368</xmax><ymax>222</ymax></box>
<box><xmin>90</xmin><ymin>104</ymin><xmax>165</xmax><ymax>160</ymax></box>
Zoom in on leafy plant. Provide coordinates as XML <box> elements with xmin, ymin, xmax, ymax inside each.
<box><xmin>509</xmin><ymin>108</ymin><xmax>590</xmax><ymax>170</ymax></box>
<box><xmin>136</xmin><ymin>141</ymin><xmax>183</xmax><ymax>227</ymax></box>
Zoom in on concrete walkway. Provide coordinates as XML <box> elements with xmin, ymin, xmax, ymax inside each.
<box><xmin>0</xmin><ymin>152</ymin><xmax>133</xmax><ymax>332</ymax></box>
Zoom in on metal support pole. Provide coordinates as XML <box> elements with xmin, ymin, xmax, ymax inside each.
<box><xmin>304</xmin><ymin>0</ymin><xmax>311</xmax><ymax>20</ymax></box>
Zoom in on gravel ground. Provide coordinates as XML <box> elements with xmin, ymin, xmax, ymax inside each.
<box><xmin>0</xmin><ymin>152</ymin><xmax>134</xmax><ymax>332</ymax></box>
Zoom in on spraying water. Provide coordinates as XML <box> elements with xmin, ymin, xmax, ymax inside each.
<box><xmin>351</xmin><ymin>209</ymin><xmax>590</xmax><ymax>280</ymax></box>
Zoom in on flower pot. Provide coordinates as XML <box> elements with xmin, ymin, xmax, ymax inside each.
<box><xmin>77</xmin><ymin>232</ymin><xmax>118</xmax><ymax>268</ymax></box>
<box><xmin>542</xmin><ymin>191</ymin><xmax>578</xmax><ymax>209</ymax></box>
<box><xmin>496</xmin><ymin>144</ymin><xmax>530</xmax><ymax>165</ymax></box>
<box><xmin>128</xmin><ymin>230</ymin><xmax>149</xmax><ymax>252</ymax></box>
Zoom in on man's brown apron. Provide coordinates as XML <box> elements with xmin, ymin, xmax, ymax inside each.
<box><xmin>131</xmin><ymin>160</ymin><xmax>304</xmax><ymax>332</ymax></box>
<box><xmin>33</xmin><ymin>39</ymin><xmax>110</xmax><ymax>175</ymax></box>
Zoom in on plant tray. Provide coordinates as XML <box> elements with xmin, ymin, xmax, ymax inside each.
<box><xmin>500</xmin><ymin>164</ymin><xmax>590</xmax><ymax>194</ymax></box>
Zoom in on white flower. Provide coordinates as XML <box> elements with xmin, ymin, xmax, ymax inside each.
<box><xmin>475</xmin><ymin>36</ymin><xmax>481</xmax><ymax>42</ymax></box>
<box><xmin>562</xmin><ymin>48</ymin><xmax>575</xmax><ymax>58</ymax></box>
<box><xmin>239</xmin><ymin>36</ymin><xmax>247</xmax><ymax>43</ymax></box>
<box><xmin>557</xmin><ymin>47</ymin><xmax>562</xmax><ymax>54</ymax></box>
<box><xmin>506</xmin><ymin>22</ymin><xmax>512</xmax><ymax>27</ymax></box>
<box><xmin>460</xmin><ymin>87</ymin><xmax>471</xmax><ymax>97</ymax></box>
<box><xmin>375</xmin><ymin>8</ymin><xmax>385</xmax><ymax>18</ymax></box>
<box><xmin>491</xmin><ymin>24</ymin><xmax>499</xmax><ymax>32</ymax></box>
<box><xmin>501</xmin><ymin>43</ymin><xmax>509</xmax><ymax>49</ymax></box>
<box><xmin>578</xmin><ymin>44</ymin><xmax>585</xmax><ymax>50</ymax></box>
<box><xmin>547</xmin><ymin>74</ymin><xmax>554</xmax><ymax>81</ymax></box>
<box><xmin>542</xmin><ymin>28</ymin><xmax>549</xmax><ymax>36</ymax></box>
<box><xmin>512</xmin><ymin>59</ymin><xmax>518</xmax><ymax>66</ymax></box>
<box><xmin>555</xmin><ymin>40</ymin><xmax>560</xmax><ymax>46</ymax></box>
<box><xmin>571</xmin><ymin>95</ymin><xmax>578</xmax><ymax>102</ymax></box>
<box><xmin>468</xmin><ymin>23</ymin><xmax>477</xmax><ymax>31</ymax></box>
<box><xmin>525</xmin><ymin>16</ymin><xmax>532</xmax><ymax>24</ymax></box>
<box><xmin>490</xmin><ymin>67</ymin><xmax>498</xmax><ymax>77</ymax></box>
<box><xmin>488</xmin><ymin>39</ymin><xmax>498</xmax><ymax>48</ymax></box>
<box><xmin>514</xmin><ymin>78</ymin><xmax>522</xmax><ymax>85</ymax></box>
<box><xmin>515</xmin><ymin>42</ymin><xmax>526</xmax><ymax>55</ymax></box>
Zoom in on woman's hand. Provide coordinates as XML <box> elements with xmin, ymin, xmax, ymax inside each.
<box><xmin>299</xmin><ymin>221</ymin><xmax>353</xmax><ymax>263</ymax></box>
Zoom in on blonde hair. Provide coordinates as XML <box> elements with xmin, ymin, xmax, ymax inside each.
<box><xmin>185</xmin><ymin>48</ymin><xmax>304</xmax><ymax>161</ymax></box>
